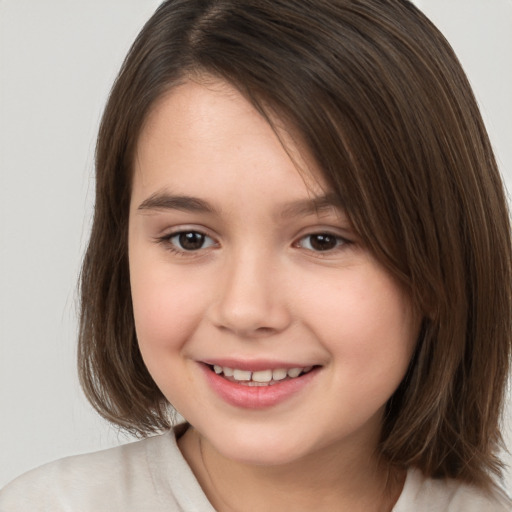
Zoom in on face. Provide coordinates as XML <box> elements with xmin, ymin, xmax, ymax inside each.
<box><xmin>129</xmin><ymin>78</ymin><xmax>418</xmax><ymax>467</ymax></box>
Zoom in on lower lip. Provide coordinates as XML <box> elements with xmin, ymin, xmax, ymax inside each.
<box><xmin>201</xmin><ymin>365</ymin><xmax>319</xmax><ymax>409</ymax></box>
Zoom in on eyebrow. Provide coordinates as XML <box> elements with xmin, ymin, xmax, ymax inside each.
<box><xmin>136</xmin><ymin>190</ymin><xmax>344</xmax><ymax>218</ymax></box>
<box><xmin>137</xmin><ymin>192</ymin><xmax>218</xmax><ymax>214</ymax></box>
<box><xmin>279</xmin><ymin>193</ymin><xmax>345</xmax><ymax>219</ymax></box>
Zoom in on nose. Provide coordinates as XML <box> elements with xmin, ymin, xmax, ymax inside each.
<box><xmin>210</xmin><ymin>250</ymin><xmax>292</xmax><ymax>338</ymax></box>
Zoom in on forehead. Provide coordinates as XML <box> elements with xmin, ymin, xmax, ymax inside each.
<box><xmin>132</xmin><ymin>78</ymin><xmax>332</xmax><ymax>209</ymax></box>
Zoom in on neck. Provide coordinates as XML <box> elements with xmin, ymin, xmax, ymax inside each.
<box><xmin>178</xmin><ymin>426</ymin><xmax>404</xmax><ymax>512</ymax></box>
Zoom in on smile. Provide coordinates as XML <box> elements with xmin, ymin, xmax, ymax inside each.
<box><xmin>202</xmin><ymin>362</ymin><xmax>320</xmax><ymax>409</ymax></box>
<box><xmin>210</xmin><ymin>365</ymin><xmax>314</xmax><ymax>386</ymax></box>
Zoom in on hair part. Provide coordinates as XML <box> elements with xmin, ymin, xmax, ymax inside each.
<box><xmin>79</xmin><ymin>0</ymin><xmax>512</xmax><ymax>491</ymax></box>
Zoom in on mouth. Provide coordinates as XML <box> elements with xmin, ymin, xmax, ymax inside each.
<box><xmin>200</xmin><ymin>360</ymin><xmax>322</xmax><ymax>408</ymax></box>
<box><xmin>207</xmin><ymin>364</ymin><xmax>316</xmax><ymax>386</ymax></box>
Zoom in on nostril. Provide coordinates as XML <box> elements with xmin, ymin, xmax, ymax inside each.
<box><xmin>255</xmin><ymin>327</ymin><xmax>274</xmax><ymax>335</ymax></box>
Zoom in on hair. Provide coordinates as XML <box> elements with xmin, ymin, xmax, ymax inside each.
<box><xmin>79</xmin><ymin>0</ymin><xmax>512</xmax><ymax>492</ymax></box>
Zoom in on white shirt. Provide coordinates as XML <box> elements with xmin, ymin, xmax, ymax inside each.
<box><xmin>1</xmin><ymin>425</ymin><xmax>510</xmax><ymax>511</ymax></box>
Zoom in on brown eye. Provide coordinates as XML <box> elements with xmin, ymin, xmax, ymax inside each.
<box><xmin>169</xmin><ymin>231</ymin><xmax>215</xmax><ymax>251</ymax></box>
<box><xmin>298</xmin><ymin>233</ymin><xmax>343</xmax><ymax>252</ymax></box>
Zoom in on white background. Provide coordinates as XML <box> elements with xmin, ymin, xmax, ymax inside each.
<box><xmin>1</xmin><ymin>0</ymin><xmax>511</xmax><ymax>493</ymax></box>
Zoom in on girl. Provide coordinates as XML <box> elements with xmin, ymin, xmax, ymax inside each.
<box><xmin>1</xmin><ymin>0</ymin><xmax>511</xmax><ymax>510</ymax></box>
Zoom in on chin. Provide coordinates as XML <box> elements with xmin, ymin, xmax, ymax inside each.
<box><xmin>203</xmin><ymin>423</ymin><xmax>314</xmax><ymax>467</ymax></box>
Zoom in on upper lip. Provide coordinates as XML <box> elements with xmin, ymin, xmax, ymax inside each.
<box><xmin>201</xmin><ymin>358</ymin><xmax>318</xmax><ymax>372</ymax></box>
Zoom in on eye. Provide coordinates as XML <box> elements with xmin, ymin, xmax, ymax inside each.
<box><xmin>296</xmin><ymin>233</ymin><xmax>345</xmax><ymax>252</ymax></box>
<box><xmin>167</xmin><ymin>231</ymin><xmax>216</xmax><ymax>251</ymax></box>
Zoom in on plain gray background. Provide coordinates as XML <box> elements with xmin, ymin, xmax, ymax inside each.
<box><xmin>1</xmin><ymin>0</ymin><xmax>511</xmax><ymax>493</ymax></box>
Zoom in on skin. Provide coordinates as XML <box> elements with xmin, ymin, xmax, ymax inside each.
<box><xmin>128</xmin><ymin>77</ymin><xmax>419</xmax><ymax>511</ymax></box>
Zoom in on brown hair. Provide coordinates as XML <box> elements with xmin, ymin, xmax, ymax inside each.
<box><xmin>79</xmin><ymin>0</ymin><xmax>512</xmax><ymax>491</ymax></box>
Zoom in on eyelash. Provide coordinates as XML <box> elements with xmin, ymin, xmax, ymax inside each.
<box><xmin>294</xmin><ymin>233</ymin><xmax>349</xmax><ymax>253</ymax></box>
<box><xmin>156</xmin><ymin>229</ymin><xmax>351</xmax><ymax>257</ymax></box>
<box><xmin>156</xmin><ymin>231</ymin><xmax>218</xmax><ymax>256</ymax></box>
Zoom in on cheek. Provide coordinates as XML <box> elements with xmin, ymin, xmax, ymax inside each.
<box><xmin>301</xmin><ymin>268</ymin><xmax>417</xmax><ymax>376</ymax></box>
<box><xmin>129</xmin><ymin>252</ymin><xmax>210</xmax><ymax>353</ymax></box>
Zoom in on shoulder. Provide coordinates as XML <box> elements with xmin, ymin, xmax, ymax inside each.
<box><xmin>0</xmin><ymin>432</ymin><xmax>177</xmax><ymax>512</ymax></box>
<box><xmin>393</xmin><ymin>468</ymin><xmax>512</xmax><ymax>512</ymax></box>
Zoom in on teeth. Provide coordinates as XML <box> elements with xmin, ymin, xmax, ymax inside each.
<box><xmin>252</xmin><ymin>369</ymin><xmax>273</xmax><ymax>383</ymax></box>
<box><xmin>287</xmin><ymin>367</ymin><xmax>302</xmax><ymax>378</ymax></box>
<box><xmin>272</xmin><ymin>368</ymin><xmax>287</xmax><ymax>381</ymax></box>
<box><xmin>233</xmin><ymin>369</ymin><xmax>252</xmax><ymax>381</ymax></box>
<box><xmin>212</xmin><ymin>365</ymin><xmax>314</xmax><ymax>383</ymax></box>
